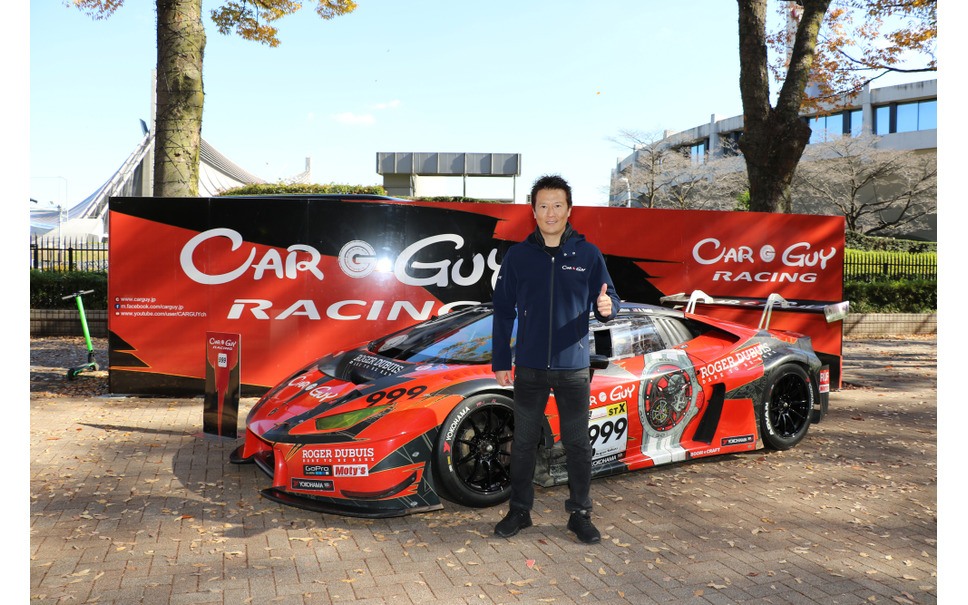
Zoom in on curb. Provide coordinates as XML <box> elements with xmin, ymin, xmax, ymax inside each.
<box><xmin>842</xmin><ymin>312</ymin><xmax>937</xmax><ymax>337</ymax></box>
<box><xmin>30</xmin><ymin>309</ymin><xmax>108</xmax><ymax>337</ymax></box>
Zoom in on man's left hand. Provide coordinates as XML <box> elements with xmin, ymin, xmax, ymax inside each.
<box><xmin>596</xmin><ymin>283</ymin><xmax>612</xmax><ymax>316</ymax></box>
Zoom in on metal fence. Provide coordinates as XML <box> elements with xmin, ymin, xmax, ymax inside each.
<box><xmin>843</xmin><ymin>252</ymin><xmax>937</xmax><ymax>281</ymax></box>
<box><xmin>30</xmin><ymin>236</ymin><xmax>108</xmax><ymax>272</ymax></box>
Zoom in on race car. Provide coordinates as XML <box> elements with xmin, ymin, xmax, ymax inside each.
<box><xmin>230</xmin><ymin>296</ymin><xmax>829</xmax><ymax>517</ymax></box>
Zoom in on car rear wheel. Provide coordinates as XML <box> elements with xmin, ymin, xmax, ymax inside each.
<box><xmin>760</xmin><ymin>364</ymin><xmax>813</xmax><ymax>450</ymax></box>
<box><xmin>433</xmin><ymin>394</ymin><xmax>514</xmax><ymax>507</ymax></box>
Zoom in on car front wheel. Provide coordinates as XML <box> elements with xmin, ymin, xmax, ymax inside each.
<box><xmin>760</xmin><ymin>364</ymin><xmax>813</xmax><ymax>450</ymax></box>
<box><xmin>433</xmin><ymin>394</ymin><xmax>514</xmax><ymax>507</ymax></box>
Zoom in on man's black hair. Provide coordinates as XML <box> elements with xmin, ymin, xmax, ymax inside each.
<box><xmin>530</xmin><ymin>174</ymin><xmax>573</xmax><ymax>209</ymax></box>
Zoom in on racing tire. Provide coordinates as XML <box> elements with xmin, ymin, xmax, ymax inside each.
<box><xmin>760</xmin><ymin>363</ymin><xmax>813</xmax><ymax>450</ymax></box>
<box><xmin>433</xmin><ymin>394</ymin><xmax>514</xmax><ymax>507</ymax></box>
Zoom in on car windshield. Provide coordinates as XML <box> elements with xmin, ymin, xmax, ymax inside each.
<box><xmin>369</xmin><ymin>306</ymin><xmax>504</xmax><ymax>365</ymax></box>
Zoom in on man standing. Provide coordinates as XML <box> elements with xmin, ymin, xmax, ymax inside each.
<box><xmin>491</xmin><ymin>174</ymin><xmax>620</xmax><ymax>544</ymax></box>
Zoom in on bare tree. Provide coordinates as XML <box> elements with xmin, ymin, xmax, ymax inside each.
<box><xmin>608</xmin><ymin>130</ymin><xmax>674</xmax><ymax>209</ymax></box>
<box><xmin>791</xmin><ymin>132</ymin><xmax>937</xmax><ymax>236</ymax></box>
<box><xmin>609</xmin><ymin>130</ymin><xmax>746</xmax><ymax>211</ymax></box>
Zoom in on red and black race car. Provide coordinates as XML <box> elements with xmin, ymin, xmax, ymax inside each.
<box><xmin>230</xmin><ymin>296</ymin><xmax>829</xmax><ymax>517</ymax></box>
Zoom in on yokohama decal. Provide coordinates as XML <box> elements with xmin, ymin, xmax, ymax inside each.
<box><xmin>292</xmin><ymin>478</ymin><xmax>335</xmax><ymax>492</ymax></box>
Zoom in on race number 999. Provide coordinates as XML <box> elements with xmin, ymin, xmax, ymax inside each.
<box><xmin>365</xmin><ymin>385</ymin><xmax>427</xmax><ymax>407</ymax></box>
<box><xmin>588</xmin><ymin>402</ymin><xmax>628</xmax><ymax>461</ymax></box>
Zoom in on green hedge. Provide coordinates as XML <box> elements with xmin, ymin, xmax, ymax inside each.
<box><xmin>215</xmin><ymin>183</ymin><xmax>510</xmax><ymax>204</ymax></box>
<box><xmin>30</xmin><ymin>270</ymin><xmax>107</xmax><ymax>310</ymax></box>
<box><xmin>218</xmin><ymin>183</ymin><xmax>388</xmax><ymax>196</ymax></box>
<box><xmin>845</xmin><ymin>231</ymin><xmax>937</xmax><ymax>253</ymax></box>
<box><xmin>401</xmin><ymin>196</ymin><xmax>508</xmax><ymax>204</ymax></box>
<box><xmin>843</xmin><ymin>232</ymin><xmax>937</xmax><ymax>311</ymax></box>
<box><xmin>29</xmin><ymin>275</ymin><xmax>937</xmax><ymax>312</ymax></box>
<box><xmin>844</xmin><ymin>279</ymin><xmax>937</xmax><ymax>313</ymax></box>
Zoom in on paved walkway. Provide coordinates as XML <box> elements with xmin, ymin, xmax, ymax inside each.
<box><xmin>29</xmin><ymin>338</ymin><xmax>938</xmax><ymax>604</ymax></box>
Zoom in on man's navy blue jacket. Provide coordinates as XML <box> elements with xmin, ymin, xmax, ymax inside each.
<box><xmin>491</xmin><ymin>224</ymin><xmax>620</xmax><ymax>372</ymax></box>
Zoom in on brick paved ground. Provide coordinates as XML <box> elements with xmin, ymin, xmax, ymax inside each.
<box><xmin>28</xmin><ymin>337</ymin><xmax>938</xmax><ymax>604</ymax></box>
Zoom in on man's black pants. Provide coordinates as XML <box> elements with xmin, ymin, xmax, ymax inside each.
<box><xmin>508</xmin><ymin>366</ymin><xmax>593</xmax><ymax>513</ymax></box>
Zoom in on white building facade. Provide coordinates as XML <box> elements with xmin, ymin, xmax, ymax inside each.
<box><xmin>610</xmin><ymin>79</ymin><xmax>937</xmax><ymax>240</ymax></box>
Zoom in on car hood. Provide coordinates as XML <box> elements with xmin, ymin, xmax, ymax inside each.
<box><xmin>246</xmin><ymin>347</ymin><xmax>471</xmax><ymax>445</ymax></box>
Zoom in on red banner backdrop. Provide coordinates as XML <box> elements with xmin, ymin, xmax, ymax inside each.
<box><xmin>108</xmin><ymin>197</ymin><xmax>845</xmax><ymax>395</ymax></box>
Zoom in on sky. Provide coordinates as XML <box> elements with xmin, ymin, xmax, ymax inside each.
<box><xmin>26</xmin><ymin>0</ymin><xmax>762</xmax><ymax>208</ymax></box>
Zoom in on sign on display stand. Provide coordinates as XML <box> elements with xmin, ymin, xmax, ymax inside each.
<box><xmin>108</xmin><ymin>196</ymin><xmax>846</xmax><ymax>396</ymax></box>
<box><xmin>202</xmin><ymin>331</ymin><xmax>241</xmax><ymax>440</ymax></box>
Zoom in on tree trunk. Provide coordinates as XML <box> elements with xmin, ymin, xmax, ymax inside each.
<box><xmin>736</xmin><ymin>0</ymin><xmax>831</xmax><ymax>213</ymax></box>
<box><xmin>155</xmin><ymin>0</ymin><xmax>205</xmax><ymax>197</ymax></box>
<box><xmin>739</xmin><ymin>109</ymin><xmax>810</xmax><ymax>213</ymax></box>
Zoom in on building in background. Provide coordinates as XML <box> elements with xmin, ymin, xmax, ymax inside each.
<box><xmin>610</xmin><ymin>79</ymin><xmax>937</xmax><ymax>240</ymax></box>
<box><xmin>377</xmin><ymin>152</ymin><xmax>521</xmax><ymax>201</ymax></box>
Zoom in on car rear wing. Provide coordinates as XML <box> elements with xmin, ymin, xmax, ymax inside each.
<box><xmin>659</xmin><ymin>290</ymin><xmax>850</xmax><ymax>331</ymax></box>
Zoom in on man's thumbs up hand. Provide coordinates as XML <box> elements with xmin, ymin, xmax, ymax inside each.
<box><xmin>596</xmin><ymin>283</ymin><xmax>613</xmax><ymax>316</ymax></box>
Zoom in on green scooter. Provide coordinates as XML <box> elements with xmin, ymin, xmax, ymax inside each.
<box><xmin>63</xmin><ymin>289</ymin><xmax>99</xmax><ymax>380</ymax></box>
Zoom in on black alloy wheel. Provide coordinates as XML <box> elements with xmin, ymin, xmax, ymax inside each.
<box><xmin>433</xmin><ymin>394</ymin><xmax>514</xmax><ymax>507</ymax></box>
<box><xmin>760</xmin><ymin>363</ymin><xmax>813</xmax><ymax>450</ymax></box>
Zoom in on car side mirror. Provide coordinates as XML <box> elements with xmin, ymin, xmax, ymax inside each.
<box><xmin>589</xmin><ymin>355</ymin><xmax>609</xmax><ymax>371</ymax></box>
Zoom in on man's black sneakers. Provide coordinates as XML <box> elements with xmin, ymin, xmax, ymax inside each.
<box><xmin>567</xmin><ymin>510</ymin><xmax>601</xmax><ymax>544</ymax></box>
<box><xmin>494</xmin><ymin>509</ymin><xmax>532</xmax><ymax>538</ymax></box>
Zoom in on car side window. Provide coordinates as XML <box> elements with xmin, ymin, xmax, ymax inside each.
<box><xmin>592</xmin><ymin>317</ymin><xmax>664</xmax><ymax>360</ymax></box>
